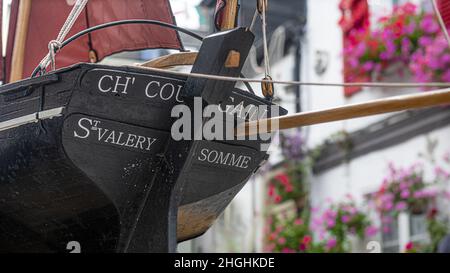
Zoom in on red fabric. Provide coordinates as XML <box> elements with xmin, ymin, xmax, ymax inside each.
<box><xmin>339</xmin><ymin>0</ymin><xmax>370</xmax><ymax>97</ymax></box>
<box><xmin>214</xmin><ymin>0</ymin><xmax>226</xmax><ymax>30</ymax></box>
<box><xmin>438</xmin><ymin>0</ymin><xmax>450</xmax><ymax>29</ymax></box>
<box><xmin>5</xmin><ymin>0</ymin><xmax>182</xmax><ymax>82</ymax></box>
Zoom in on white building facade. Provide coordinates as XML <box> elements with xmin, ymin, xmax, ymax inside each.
<box><xmin>180</xmin><ymin>0</ymin><xmax>450</xmax><ymax>253</ymax></box>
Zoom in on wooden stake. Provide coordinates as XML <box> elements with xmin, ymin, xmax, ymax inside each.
<box><xmin>219</xmin><ymin>0</ymin><xmax>239</xmax><ymax>30</ymax></box>
<box><xmin>9</xmin><ymin>0</ymin><xmax>32</xmax><ymax>83</ymax></box>
<box><xmin>237</xmin><ymin>89</ymin><xmax>450</xmax><ymax>136</ymax></box>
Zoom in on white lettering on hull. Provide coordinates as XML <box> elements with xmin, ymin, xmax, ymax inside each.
<box><xmin>73</xmin><ymin>117</ymin><xmax>158</xmax><ymax>151</ymax></box>
<box><xmin>197</xmin><ymin>148</ymin><xmax>252</xmax><ymax>169</ymax></box>
<box><xmin>97</xmin><ymin>73</ymin><xmax>184</xmax><ymax>103</ymax></box>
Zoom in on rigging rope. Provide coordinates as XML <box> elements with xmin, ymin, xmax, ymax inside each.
<box><xmin>258</xmin><ymin>0</ymin><xmax>274</xmax><ymax>101</ymax></box>
<box><xmin>247</xmin><ymin>9</ymin><xmax>259</xmax><ymax>32</ymax></box>
<box><xmin>37</xmin><ymin>0</ymin><xmax>89</xmax><ymax>74</ymax></box>
<box><xmin>136</xmin><ymin>65</ymin><xmax>450</xmax><ymax>88</ymax></box>
<box><xmin>261</xmin><ymin>1</ymin><xmax>271</xmax><ymax>78</ymax></box>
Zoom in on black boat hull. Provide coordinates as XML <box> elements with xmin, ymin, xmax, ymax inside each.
<box><xmin>0</xmin><ymin>63</ymin><xmax>285</xmax><ymax>252</ymax></box>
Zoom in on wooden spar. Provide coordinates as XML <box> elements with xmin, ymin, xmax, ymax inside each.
<box><xmin>219</xmin><ymin>0</ymin><xmax>239</xmax><ymax>30</ymax></box>
<box><xmin>9</xmin><ymin>0</ymin><xmax>32</xmax><ymax>82</ymax></box>
<box><xmin>139</xmin><ymin>52</ymin><xmax>198</xmax><ymax>69</ymax></box>
<box><xmin>237</xmin><ymin>88</ymin><xmax>450</xmax><ymax>136</ymax></box>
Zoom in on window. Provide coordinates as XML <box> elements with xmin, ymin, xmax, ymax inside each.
<box><xmin>382</xmin><ymin>217</ymin><xmax>400</xmax><ymax>253</ymax></box>
<box><xmin>381</xmin><ymin>212</ymin><xmax>429</xmax><ymax>253</ymax></box>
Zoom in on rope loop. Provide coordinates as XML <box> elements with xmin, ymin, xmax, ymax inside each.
<box><xmin>47</xmin><ymin>40</ymin><xmax>63</xmax><ymax>71</ymax></box>
<box><xmin>37</xmin><ymin>0</ymin><xmax>89</xmax><ymax>73</ymax></box>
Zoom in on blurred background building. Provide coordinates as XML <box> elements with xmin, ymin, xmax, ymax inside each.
<box><xmin>173</xmin><ymin>0</ymin><xmax>450</xmax><ymax>253</ymax></box>
<box><xmin>3</xmin><ymin>0</ymin><xmax>447</xmax><ymax>253</ymax></box>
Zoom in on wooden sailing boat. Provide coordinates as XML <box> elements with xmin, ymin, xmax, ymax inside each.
<box><xmin>0</xmin><ymin>0</ymin><xmax>287</xmax><ymax>252</ymax></box>
<box><xmin>0</xmin><ymin>0</ymin><xmax>448</xmax><ymax>253</ymax></box>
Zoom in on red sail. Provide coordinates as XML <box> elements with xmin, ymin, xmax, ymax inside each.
<box><xmin>4</xmin><ymin>0</ymin><xmax>183</xmax><ymax>82</ymax></box>
<box><xmin>438</xmin><ymin>0</ymin><xmax>450</xmax><ymax>29</ymax></box>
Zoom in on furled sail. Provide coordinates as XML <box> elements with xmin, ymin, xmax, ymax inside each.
<box><xmin>4</xmin><ymin>0</ymin><xmax>183</xmax><ymax>83</ymax></box>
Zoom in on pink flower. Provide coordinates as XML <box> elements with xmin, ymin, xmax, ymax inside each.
<box><xmin>354</xmin><ymin>43</ymin><xmax>367</xmax><ymax>58</ymax></box>
<box><xmin>400</xmin><ymin>190</ymin><xmax>410</xmax><ymax>199</ymax></box>
<box><xmin>294</xmin><ymin>218</ymin><xmax>303</xmax><ymax>226</ymax></box>
<box><xmin>282</xmin><ymin>248</ymin><xmax>295</xmax><ymax>253</ymax></box>
<box><xmin>402</xmin><ymin>3</ymin><xmax>417</xmax><ymax>14</ymax></box>
<box><xmin>299</xmin><ymin>243</ymin><xmax>307</xmax><ymax>251</ymax></box>
<box><xmin>327</xmin><ymin>219</ymin><xmax>336</xmax><ymax>228</ymax></box>
<box><xmin>326</xmin><ymin>238</ymin><xmax>337</xmax><ymax>250</ymax></box>
<box><xmin>383</xmin><ymin>226</ymin><xmax>391</xmax><ymax>234</ymax></box>
<box><xmin>285</xmin><ymin>185</ymin><xmax>294</xmax><ymax>193</ymax></box>
<box><xmin>362</xmin><ymin>61</ymin><xmax>374</xmax><ymax>72</ymax></box>
<box><xmin>405</xmin><ymin>242</ymin><xmax>414</xmax><ymax>251</ymax></box>
<box><xmin>365</xmin><ymin>226</ymin><xmax>378</xmax><ymax>237</ymax></box>
<box><xmin>341</xmin><ymin>215</ymin><xmax>351</xmax><ymax>223</ymax></box>
<box><xmin>383</xmin><ymin>201</ymin><xmax>394</xmax><ymax>211</ymax></box>
<box><xmin>418</xmin><ymin>36</ymin><xmax>433</xmax><ymax>47</ymax></box>
<box><xmin>278</xmin><ymin>237</ymin><xmax>286</xmax><ymax>245</ymax></box>
<box><xmin>274</xmin><ymin>195</ymin><xmax>282</xmax><ymax>204</ymax></box>
<box><xmin>395</xmin><ymin>201</ymin><xmax>407</xmax><ymax>211</ymax></box>
<box><xmin>420</xmin><ymin>15</ymin><xmax>439</xmax><ymax>34</ymax></box>
<box><xmin>414</xmin><ymin>189</ymin><xmax>438</xmax><ymax>199</ymax></box>
<box><xmin>302</xmin><ymin>235</ymin><xmax>312</xmax><ymax>245</ymax></box>
<box><xmin>275</xmin><ymin>174</ymin><xmax>291</xmax><ymax>186</ymax></box>
<box><xmin>403</xmin><ymin>21</ymin><xmax>416</xmax><ymax>35</ymax></box>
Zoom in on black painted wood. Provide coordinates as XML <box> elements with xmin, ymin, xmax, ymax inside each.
<box><xmin>0</xmin><ymin>45</ymin><xmax>286</xmax><ymax>252</ymax></box>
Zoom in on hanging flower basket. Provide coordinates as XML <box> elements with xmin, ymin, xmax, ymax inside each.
<box><xmin>344</xmin><ymin>2</ymin><xmax>450</xmax><ymax>88</ymax></box>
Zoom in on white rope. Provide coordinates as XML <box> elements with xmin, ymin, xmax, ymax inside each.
<box><xmin>247</xmin><ymin>9</ymin><xmax>259</xmax><ymax>32</ymax></box>
<box><xmin>431</xmin><ymin>0</ymin><xmax>450</xmax><ymax>49</ymax></box>
<box><xmin>136</xmin><ymin>65</ymin><xmax>450</xmax><ymax>88</ymax></box>
<box><xmin>37</xmin><ymin>0</ymin><xmax>89</xmax><ymax>73</ymax></box>
<box><xmin>261</xmin><ymin>1</ymin><xmax>271</xmax><ymax>78</ymax></box>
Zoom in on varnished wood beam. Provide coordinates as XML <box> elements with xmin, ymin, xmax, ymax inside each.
<box><xmin>10</xmin><ymin>0</ymin><xmax>32</xmax><ymax>82</ymax></box>
<box><xmin>219</xmin><ymin>0</ymin><xmax>239</xmax><ymax>30</ymax></box>
<box><xmin>139</xmin><ymin>52</ymin><xmax>198</xmax><ymax>69</ymax></box>
<box><xmin>237</xmin><ymin>89</ymin><xmax>450</xmax><ymax>136</ymax></box>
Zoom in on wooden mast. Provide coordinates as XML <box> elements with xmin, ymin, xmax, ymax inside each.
<box><xmin>238</xmin><ymin>89</ymin><xmax>450</xmax><ymax>136</ymax></box>
<box><xmin>219</xmin><ymin>0</ymin><xmax>239</xmax><ymax>30</ymax></box>
<box><xmin>9</xmin><ymin>0</ymin><xmax>32</xmax><ymax>82</ymax></box>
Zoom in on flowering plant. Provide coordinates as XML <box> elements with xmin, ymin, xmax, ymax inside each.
<box><xmin>369</xmin><ymin>148</ymin><xmax>450</xmax><ymax>239</ymax></box>
<box><xmin>311</xmin><ymin>198</ymin><xmax>376</xmax><ymax>253</ymax></box>
<box><xmin>410</xmin><ymin>32</ymin><xmax>450</xmax><ymax>83</ymax></box>
<box><xmin>370</xmin><ymin>163</ymin><xmax>433</xmax><ymax>220</ymax></box>
<box><xmin>344</xmin><ymin>2</ymin><xmax>450</xmax><ymax>85</ymax></box>
<box><xmin>267</xmin><ymin>167</ymin><xmax>308</xmax><ymax>208</ymax></box>
<box><xmin>265</xmin><ymin>215</ymin><xmax>315</xmax><ymax>253</ymax></box>
<box><xmin>268</xmin><ymin>132</ymin><xmax>313</xmax><ymax>209</ymax></box>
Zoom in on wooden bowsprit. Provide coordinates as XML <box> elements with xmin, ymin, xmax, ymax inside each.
<box><xmin>237</xmin><ymin>88</ymin><xmax>450</xmax><ymax>136</ymax></box>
